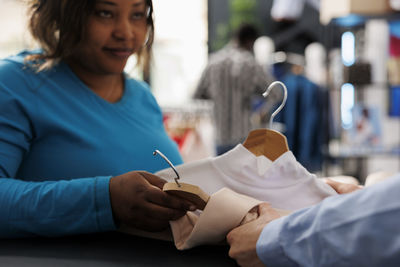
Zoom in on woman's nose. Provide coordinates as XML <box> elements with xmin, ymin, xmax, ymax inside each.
<box><xmin>113</xmin><ymin>19</ymin><xmax>134</xmax><ymax>40</ymax></box>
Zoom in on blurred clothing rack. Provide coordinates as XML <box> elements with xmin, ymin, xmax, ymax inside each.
<box><xmin>161</xmin><ymin>100</ymin><xmax>214</xmax><ymax>117</ymax></box>
<box><xmin>270</xmin><ymin>51</ymin><xmax>306</xmax><ymax>66</ymax></box>
<box><xmin>161</xmin><ymin>100</ymin><xmax>216</xmax><ymax>162</ymax></box>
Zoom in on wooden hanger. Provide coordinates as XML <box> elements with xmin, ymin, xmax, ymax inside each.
<box><xmin>243</xmin><ymin>81</ymin><xmax>289</xmax><ymax>161</ymax></box>
<box><xmin>163</xmin><ymin>182</ymin><xmax>209</xmax><ymax>210</ymax></box>
<box><xmin>243</xmin><ymin>129</ymin><xmax>288</xmax><ymax>160</ymax></box>
<box><xmin>153</xmin><ymin>150</ymin><xmax>210</xmax><ymax>210</ymax></box>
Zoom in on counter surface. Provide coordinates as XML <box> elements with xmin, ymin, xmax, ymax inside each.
<box><xmin>0</xmin><ymin>231</ymin><xmax>237</xmax><ymax>266</ymax></box>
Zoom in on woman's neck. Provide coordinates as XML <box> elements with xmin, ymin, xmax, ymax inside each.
<box><xmin>66</xmin><ymin>60</ymin><xmax>124</xmax><ymax>103</ymax></box>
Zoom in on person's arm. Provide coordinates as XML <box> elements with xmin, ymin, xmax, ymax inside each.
<box><xmin>0</xmin><ymin>176</ymin><xmax>116</xmax><ymax>238</ymax></box>
<box><xmin>0</xmin><ymin>79</ymin><xmax>194</xmax><ymax>238</ymax></box>
<box><xmin>0</xmin><ymin>171</ymin><xmax>195</xmax><ymax>238</ymax></box>
<box><xmin>193</xmin><ymin>65</ymin><xmax>211</xmax><ymax>99</ymax></box>
<box><xmin>228</xmin><ymin>174</ymin><xmax>400</xmax><ymax>266</ymax></box>
<box><xmin>0</xmin><ymin>78</ymin><xmax>114</xmax><ymax>238</ymax></box>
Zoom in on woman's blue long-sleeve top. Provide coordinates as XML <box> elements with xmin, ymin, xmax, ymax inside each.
<box><xmin>256</xmin><ymin>174</ymin><xmax>400</xmax><ymax>266</ymax></box>
<box><xmin>0</xmin><ymin>51</ymin><xmax>182</xmax><ymax>238</ymax></box>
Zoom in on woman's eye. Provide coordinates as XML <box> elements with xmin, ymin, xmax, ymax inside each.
<box><xmin>96</xmin><ymin>10</ymin><xmax>113</xmax><ymax>18</ymax></box>
<box><xmin>131</xmin><ymin>12</ymin><xmax>145</xmax><ymax>20</ymax></box>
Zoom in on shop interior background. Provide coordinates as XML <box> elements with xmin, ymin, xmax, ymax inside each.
<box><xmin>1</xmin><ymin>0</ymin><xmax>399</xmax><ymax>182</ymax></box>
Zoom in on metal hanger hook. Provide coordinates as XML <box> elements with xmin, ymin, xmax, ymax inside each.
<box><xmin>153</xmin><ymin>150</ymin><xmax>181</xmax><ymax>187</ymax></box>
<box><xmin>262</xmin><ymin>81</ymin><xmax>288</xmax><ymax>129</ymax></box>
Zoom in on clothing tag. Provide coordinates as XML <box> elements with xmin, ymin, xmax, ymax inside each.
<box><xmin>256</xmin><ymin>155</ymin><xmax>272</xmax><ymax>176</ymax></box>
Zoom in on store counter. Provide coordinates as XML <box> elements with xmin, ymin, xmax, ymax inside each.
<box><xmin>0</xmin><ymin>232</ymin><xmax>237</xmax><ymax>266</ymax></box>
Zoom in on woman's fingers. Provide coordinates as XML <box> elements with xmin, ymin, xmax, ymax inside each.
<box><xmin>109</xmin><ymin>171</ymin><xmax>195</xmax><ymax>231</ymax></box>
<box><xmin>324</xmin><ymin>178</ymin><xmax>363</xmax><ymax>194</ymax></box>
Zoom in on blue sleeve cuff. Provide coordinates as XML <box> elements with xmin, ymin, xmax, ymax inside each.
<box><xmin>256</xmin><ymin>217</ymin><xmax>298</xmax><ymax>267</ymax></box>
<box><xmin>94</xmin><ymin>176</ymin><xmax>117</xmax><ymax>231</ymax></box>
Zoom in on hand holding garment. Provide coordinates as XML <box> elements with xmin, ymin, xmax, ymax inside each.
<box><xmin>152</xmin><ymin>144</ymin><xmax>336</xmax><ymax>249</ymax></box>
<box><xmin>256</xmin><ymin>174</ymin><xmax>400</xmax><ymax>266</ymax></box>
<box><xmin>156</xmin><ymin>144</ymin><xmax>336</xmax><ymax>210</ymax></box>
<box><xmin>169</xmin><ymin>188</ymin><xmax>290</xmax><ymax>250</ymax></box>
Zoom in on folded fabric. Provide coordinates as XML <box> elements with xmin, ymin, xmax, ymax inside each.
<box><xmin>170</xmin><ymin>188</ymin><xmax>291</xmax><ymax>250</ymax></box>
<box><xmin>170</xmin><ymin>188</ymin><xmax>262</xmax><ymax>250</ymax></box>
<box><xmin>117</xmin><ymin>188</ymin><xmax>265</xmax><ymax>247</ymax></box>
<box><xmin>122</xmin><ymin>144</ymin><xmax>337</xmax><ymax>249</ymax></box>
<box><xmin>156</xmin><ymin>144</ymin><xmax>337</xmax><ymax>210</ymax></box>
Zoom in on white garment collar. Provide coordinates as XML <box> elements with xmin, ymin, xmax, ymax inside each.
<box><xmin>212</xmin><ymin>144</ymin><xmax>314</xmax><ymax>188</ymax></box>
<box><xmin>213</xmin><ymin>144</ymin><xmax>273</xmax><ymax>176</ymax></box>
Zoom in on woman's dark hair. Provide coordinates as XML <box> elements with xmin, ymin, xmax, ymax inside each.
<box><xmin>26</xmin><ymin>0</ymin><xmax>154</xmax><ymax>71</ymax></box>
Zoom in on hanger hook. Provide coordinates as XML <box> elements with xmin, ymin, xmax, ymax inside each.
<box><xmin>153</xmin><ymin>150</ymin><xmax>181</xmax><ymax>187</ymax></box>
<box><xmin>262</xmin><ymin>81</ymin><xmax>288</xmax><ymax>129</ymax></box>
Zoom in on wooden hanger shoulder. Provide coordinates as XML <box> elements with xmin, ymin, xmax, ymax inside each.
<box><xmin>163</xmin><ymin>182</ymin><xmax>210</xmax><ymax>210</ymax></box>
<box><xmin>243</xmin><ymin>129</ymin><xmax>289</xmax><ymax>160</ymax></box>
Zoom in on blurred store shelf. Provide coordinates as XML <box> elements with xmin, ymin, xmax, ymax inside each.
<box><xmin>320</xmin><ymin>0</ymin><xmax>397</xmax><ymax>25</ymax></box>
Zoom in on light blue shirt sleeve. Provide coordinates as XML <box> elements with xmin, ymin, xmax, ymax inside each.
<box><xmin>256</xmin><ymin>174</ymin><xmax>400</xmax><ymax>267</ymax></box>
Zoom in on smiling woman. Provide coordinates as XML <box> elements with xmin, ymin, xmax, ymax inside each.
<box><xmin>28</xmin><ymin>0</ymin><xmax>153</xmax><ymax>72</ymax></box>
<box><xmin>26</xmin><ymin>0</ymin><xmax>154</xmax><ymax>102</ymax></box>
<box><xmin>0</xmin><ymin>0</ymin><xmax>195</xmax><ymax>239</ymax></box>
<box><xmin>65</xmin><ymin>0</ymin><xmax>152</xmax><ymax>101</ymax></box>
<box><xmin>69</xmin><ymin>0</ymin><xmax>149</xmax><ymax>73</ymax></box>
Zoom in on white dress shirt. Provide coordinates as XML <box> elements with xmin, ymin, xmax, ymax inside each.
<box><xmin>156</xmin><ymin>144</ymin><xmax>336</xmax><ymax>211</ymax></box>
<box><xmin>153</xmin><ymin>144</ymin><xmax>337</xmax><ymax>249</ymax></box>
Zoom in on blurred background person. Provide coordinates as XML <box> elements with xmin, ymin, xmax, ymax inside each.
<box><xmin>194</xmin><ymin>23</ymin><xmax>274</xmax><ymax>155</ymax></box>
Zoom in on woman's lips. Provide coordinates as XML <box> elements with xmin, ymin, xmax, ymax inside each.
<box><xmin>104</xmin><ymin>47</ymin><xmax>133</xmax><ymax>58</ymax></box>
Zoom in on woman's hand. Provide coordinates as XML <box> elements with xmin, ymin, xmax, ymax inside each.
<box><xmin>109</xmin><ymin>171</ymin><xmax>196</xmax><ymax>231</ymax></box>
<box><xmin>324</xmin><ymin>178</ymin><xmax>363</xmax><ymax>194</ymax></box>
<box><xmin>226</xmin><ymin>203</ymin><xmax>281</xmax><ymax>267</ymax></box>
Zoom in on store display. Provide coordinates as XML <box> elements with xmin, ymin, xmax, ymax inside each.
<box><xmin>346</xmin><ymin>104</ymin><xmax>382</xmax><ymax>147</ymax></box>
<box><xmin>365</xmin><ymin>20</ymin><xmax>389</xmax><ymax>84</ymax></box>
<box><xmin>389</xmin><ymin>86</ymin><xmax>400</xmax><ymax>117</ymax></box>
<box><xmin>320</xmin><ymin>0</ymin><xmax>392</xmax><ymax>24</ymax></box>
<box><xmin>388</xmin><ymin>57</ymin><xmax>400</xmax><ymax>85</ymax></box>
<box><xmin>390</xmin><ymin>0</ymin><xmax>400</xmax><ymax>10</ymax></box>
<box><xmin>343</xmin><ymin>62</ymin><xmax>372</xmax><ymax>85</ymax></box>
<box><xmin>162</xmin><ymin>103</ymin><xmax>216</xmax><ymax>162</ymax></box>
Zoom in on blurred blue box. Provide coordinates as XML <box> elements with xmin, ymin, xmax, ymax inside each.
<box><xmin>389</xmin><ymin>86</ymin><xmax>400</xmax><ymax>117</ymax></box>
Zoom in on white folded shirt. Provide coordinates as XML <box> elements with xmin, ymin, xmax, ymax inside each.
<box><xmin>156</xmin><ymin>144</ymin><xmax>337</xmax><ymax>211</ymax></box>
<box><xmin>121</xmin><ymin>144</ymin><xmax>337</xmax><ymax>250</ymax></box>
